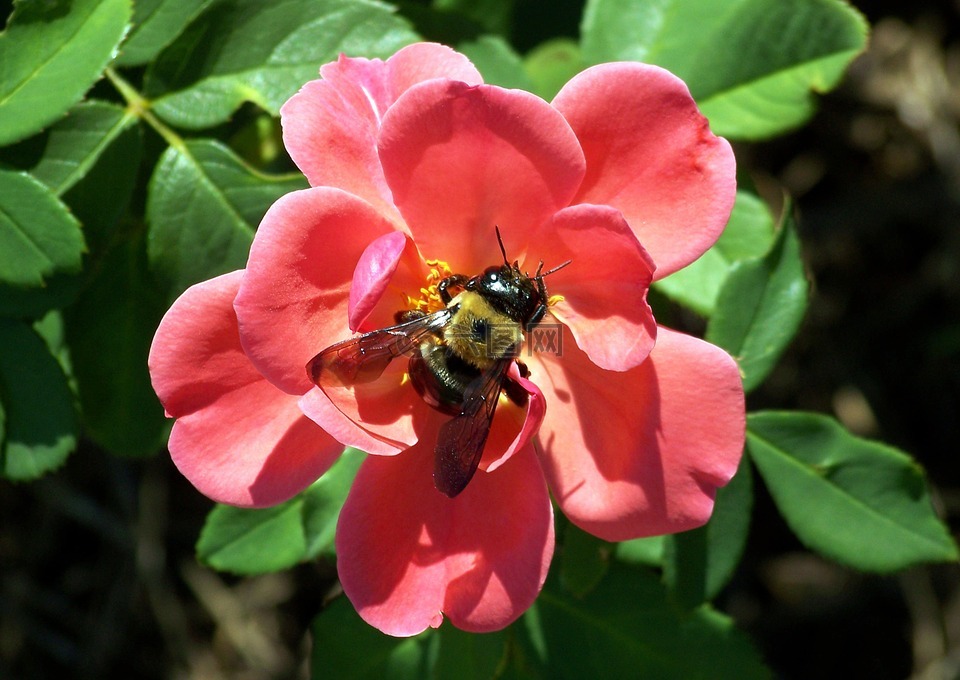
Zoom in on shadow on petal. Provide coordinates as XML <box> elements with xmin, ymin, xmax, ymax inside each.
<box><xmin>533</xmin><ymin>327</ymin><xmax>743</xmax><ymax>541</ymax></box>
<box><xmin>336</xmin><ymin>433</ymin><xmax>553</xmax><ymax>636</ymax></box>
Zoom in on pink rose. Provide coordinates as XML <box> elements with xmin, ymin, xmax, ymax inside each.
<box><xmin>149</xmin><ymin>42</ymin><xmax>745</xmax><ymax>636</ymax></box>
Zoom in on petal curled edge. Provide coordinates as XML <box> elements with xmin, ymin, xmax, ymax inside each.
<box><xmin>348</xmin><ymin>231</ymin><xmax>411</xmax><ymax>332</ymax></box>
<box><xmin>378</xmin><ymin>80</ymin><xmax>586</xmax><ymax>273</ymax></box>
<box><xmin>480</xmin><ymin>364</ymin><xmax>546</xmax><ymax>474</ymax></box>
<box><xmin>337</xmin><ymin>440</ymin><xmax>553</xmax><ymax>636</ymax></box>
<box><xmin>534</xmin><ymin>326</ymin><xmax>745</xmax><ymax>541</ymax></box>
<box><xmin>281</xmin><ymin>43</ymin><xmax>482</xmax><ymax>219</ymax></box>
<box><xmin>149</xmin><ymin>272</ymin><xmax>342</xmax><ymax>506</ymax></box>
<box><xmin>234</xmin><ymin>188</ymin><xmax>400</xmax><ymax>395</ymax></box>
<box><xmin>529</xmin><ymin>204</ymin><xmax>657</xmax><ymax>372</ymax></box>
<box><xmin>552</xmin><ymin>63</ymin><xmax>736</xmax><ymax>280</ymax></box>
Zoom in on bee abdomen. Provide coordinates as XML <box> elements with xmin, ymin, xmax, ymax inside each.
<box><xmin>408</xmin><ymin>341</ymin><xmax>479</xmax><ymax>415</ymax></box>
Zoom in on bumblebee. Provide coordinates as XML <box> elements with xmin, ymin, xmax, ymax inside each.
<box><xmin>306</xmin><ymin>229</ymin><xmax>569</xmax><ymax>497</ymax></box>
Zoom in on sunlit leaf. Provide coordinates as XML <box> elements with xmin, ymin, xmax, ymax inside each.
<box><xmin>0</xmin><ymin>319</ymin><xmax>78</xmax><ymax>480</ymax></box>
<box><xmin>707</xmin><ymin>208</ymin><xmax>808</xmax><ymax>392</ymax></box>
<box><xmin>33</xmin><ymin>311</ymin><xmax>74</xmax><ymax>388</ymax></box>
<box><xmin>146</xmin><ymin>139</ymin><xmax>307</xmax><ymax>299</ymax></box>
<box><xmin>523</xmin><ymin>38</ymin><xmax>583</xmax><ymax>101</ymax></box>
<box><xmin>30</xmin><ymin>101</ymin><xmax>137</xmax><ymax>196</ymax></box>
<box><xmin>0</xmin><ymin>170</ymin><xmax>85</xmax><ymax>288</ymax></box>
<box><xmin>747</xmin><ymin>411</ymin><xmax>959</xmax><ymax>571</ymax></box>
<box><xmin>581</xmin><ymin>0</ymin><xmax>868</xmax><ymax>139</ymax></box>
<box><xmin>614</xmin><ymin>535</ymin><xmax>665</xmax><ymax>567</ymax></box>
<box><xmin>144</xmin><ymin>0</ymin><xmax>417</xmax><ymax>129</ymax></box>
<box><xmin>0</xmin><ymin>110</ymin><xmax>144</xmax><ymax>321</ymax></box>
<box><xmin>115</xmin><ymin>0</ymin><xmax>214</xmax><ymax>66</ymax></box>
<box><xmin>198</xmin><ymin>449</ymin><xmax>363</xmax><ymax>574</ymax></box>
<box><xmin>655</xmin><ymin>190</ymin><xmax>777</xmax><ymax>316</ymax></box>
<box><xmin>458</xmin><ymin>35</ymin><xmax>533</xmax><ymax>91</ymax></box>
<box><xmin>60</xmin><ymin>107</ymin><xmax>143</xmax><ymax>254</ymax></box>
<box><xmin>0</xmin><ymin>0</ymin><xmax>131</xmax><ymax>145</ymax></box>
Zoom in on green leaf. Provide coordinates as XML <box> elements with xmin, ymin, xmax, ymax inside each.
<box><xmin>60</xmin><ymin>105</ymin><xmax>143</xmax><ymax>254</ymax></box>
<box><xmin>310</xmin><ymin>594</ymin><xmax>508</xmax><ymax>680</ymax></box>
<box><xmin>614</xmin><ymin>536</ymin><xmax>665</xmax><ymax>567</ymax></box>
<box><xmin>311</xmin><ymin>596</ymin><xmax>433</xmax><ymax>680</ymax></box>
<box><xmin>532</xmin><ymin>564</ymin><xmax>770</xmax><ymax>679</ymax></box>
<box><xmin>144</xmin><ymin>0</ymin><xmax>418</xmax><ymax>130</ymax></box>
<box><xmin>458</xmin><ymin>35</ymin><xmax>533</xmax><ymax>91</ymax></box>
<box><xmin>146</xmin><ymin>139</ymin><xmax>307</xmax><ymax>299</ymax></box>
<box><xmin>33</xmin><ymin>311</ymin><xmax>74</xmax><ymax>388</ymax></box>
<box><xmin>0</xmin><ymin>270</ymin><xmax>84</xmax><ymax>320</ymax></box>
<box><xmin>581</xmin><ymin>0</ymin><xmax>868</xmax><ymax>139</ymax></box>
<box><xmin>433</xmin><ymin>625</ymin><xmax>508</xmax><ymax>680</ymax></box>
<box><xmin>301</xmin><ymin>448</ymin><xmax>365</xmax><ymax>558</ymax></box>
<box><xmin>0</xmin><ymin>319</ymin><xmax>78</xmax><ymax>480</ymax></box>
<box><xmin>707</xmin><ymin>207</ymin><xmax>808</xmax><ymax>392</ymax></box>
<box><xmin>115</xmin><ymin>0</ymin><xmax>214</xmax><ymax>67</ymax></box>
<box><xmin>523</xmin><ymin>38</ymin><xmax>583</xmax><ymax>101</ymax></box>
<box><xmin>198</xmin><ymin>449</ymin><xmax>363</xmax><ymax>574</ymax></box>
<box><xmin>664</xmin><ymin>454</ymin><xmax>754</xmax><ymax>608</ymax></box>
<box><xmin>654</xmin><ymin>190</ymin><xmax>776</xmax><ymax>316</ymax></box>
<box><xmin>63</xmin><ymin>236</ymin><xmax>168</xmax><ymax>456</ymax></box>
<box><xmin>559</xmin><ymin>523</ymin><xmax>611</xmax><ymax>597</ymax></box>
<box><xmin>0</xmin><ymin>170</ymin><xmax>85</xmax><ymax>288</ymax></box>
<box><xmin>0</xmin><ymin>0</ymin><xmax>132</xmax><ymax>145</ymax></box>
<box><xmin>433</xmin><ymin>0</ymin><xmax>516</xmax><ymax>35</ymax></box>
<box><xmin>0</xmin><ymin>109</ymin><xmax>143</xmax><ymax>321</ymax></box>
<box><xmin>747</xmin><ymin>411</ymin><xmax>959</xmax><ymax>571</ymax></box>
<box><xmin>30</xmin><ymin>101</ymin><xmax>137</xmax><ymax>196</ymax></box>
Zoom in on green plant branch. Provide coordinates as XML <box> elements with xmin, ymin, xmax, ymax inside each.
<box><xmin>105</xmin><ymin>67</ymin><xmax>185</xmax><ymax>151</ymax></box>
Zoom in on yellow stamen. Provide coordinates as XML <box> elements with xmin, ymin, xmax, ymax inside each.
<box><xmin>547</xmin><ymin>293</ymin><xmax>565</xmax><ymax>307</ymax></box>
<box><xmin>400</xmin><ymin>258</ymin><xmax>455</xmax><ymax>314</ymax></box>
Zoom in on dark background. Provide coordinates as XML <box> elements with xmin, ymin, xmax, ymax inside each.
<box><xmin>2</xmin><ymin>1</ymin><xmax>959</xmax><ymax>677</ymax></box>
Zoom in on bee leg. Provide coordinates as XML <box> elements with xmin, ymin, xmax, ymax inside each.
<box><xmin>503</xmin><ymin>375</ymin><xmax>529</xmax><ymax>407</ymax></box>
<box><xmin>395</xmin><ymin>309</ymin><xmax>426</xmax><ymax>324</ymax></box>
<box><xmin>526</xmin><ymin>303</ymin><xmax>547</xmax><ymax>329</ymax></box>
<box><xmin>437</xmin><ymin>274</ymin><xmax>469</xmax><ymax>304</ymax></box>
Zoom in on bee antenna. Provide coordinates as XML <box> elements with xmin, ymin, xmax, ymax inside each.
<box><xmin>540</xmin><ymin>259</ymin><xmax>572</xmax><ymax>278</ymax></box>
<box><xmin>494</xmin><ymin>226</ymin><xmax>509</xmax><ymax>266</ymax></box>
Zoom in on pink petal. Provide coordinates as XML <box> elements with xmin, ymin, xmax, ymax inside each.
<box><xmin>347</xmin><ymin>231</ymin><xmax>409</xmax><ymax>332</ymax></box>
<box><xmin>337</xmin><ymin>439</ymin><xmax>554</xmax><ymax>635</ymax></box>
<box><xmin>281</xmin><ymin>44</ymin><xmax>482</xmax><ymax>219</ymax></box>
<box><xmin>529</xmin><ymin>204</ymin><xmax>657</xmax><ymax>372</ymax></box>
<box><xmin>149</xmin><ymin>272</ymin><xmax>342</xmax><ymax>506</ymax></box>
<box><xmin>480</xmin><ymin>363</ymin><xmax>545</xmax><ymax>474</ymax></box>
<box><xmin>378</xmin><ymin>80</ymin><xmax>586</xmax><ymax>273</ymax></box>
<box><xmin>533</xmin><ymin>326</ymin><xmax>745</xmax><ymax>541</ymax></box>
<box><xmin>233</xmin><ymin>188</ymin><xmax>400</xmax><ymax>395</ymax></box>
<box><xmin>552</xmin><ymin>63</ymin><xmax>736</xmax><ymax>280</ymax></box>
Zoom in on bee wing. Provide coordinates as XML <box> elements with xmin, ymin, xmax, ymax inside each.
<box><xmin>433</xmin><ymin>356</ymin><xmax>513</xmax><ymax>498</ymax></box>
<box><xmin>307</xmin><ymin>308</ymin><xmax>452</xmax><ymax>388</ymax></box>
